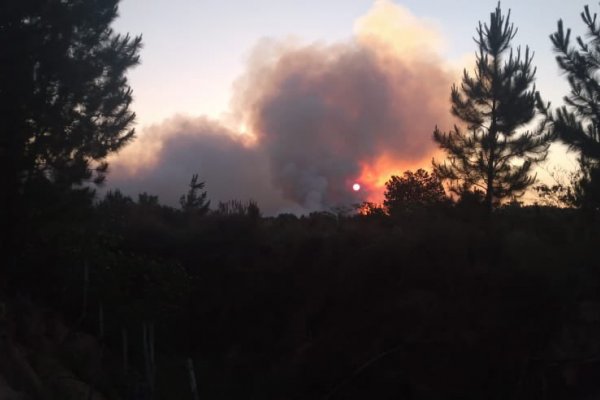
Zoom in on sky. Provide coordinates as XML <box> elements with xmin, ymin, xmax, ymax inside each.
<box><xmin>108</xmin><ymin>0</ymin><xmax>592</xmax><ymax>213</ymax></box>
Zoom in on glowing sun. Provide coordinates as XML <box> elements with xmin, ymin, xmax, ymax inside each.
<box><xmin>352</xmin><ymin>183</ymin><xmax>361</xmax><ymax>192</ymax></box>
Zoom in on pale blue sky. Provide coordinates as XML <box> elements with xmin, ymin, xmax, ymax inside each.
<box><xmin>114</xmin><ymin>0</ymin><xmax>589</xmax><ymax>128</ymax></box>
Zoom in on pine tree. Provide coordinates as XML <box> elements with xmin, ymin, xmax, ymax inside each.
<box><xmin>180</xmin><ymin>174</ymin><xmax>210</xmax><ymax>215</ymax></box>
<box><xmin>433</xmin><ymin>3</ymin><xmax>550</xmax><ymax>213</ymax></box>
<box><xmin>548</xmin><ymin>5</ymin><xmax>600</xmax><ymax>209</ymax></box>
<box><xmin>0</xmin><ymin>1</ymin><xmax>141</xmax><ymax>267</ymax></box>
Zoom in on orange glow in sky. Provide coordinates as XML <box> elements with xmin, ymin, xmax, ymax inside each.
<box><xmin>356</xmin><ymin>154</ymin><xmax>436</xmax><ymax>203</ymax></box>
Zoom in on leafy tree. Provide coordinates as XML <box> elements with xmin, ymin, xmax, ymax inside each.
<box><xmin>547</xmin><ymin>5</ymin><xmax>600</xmax><ymax>209</ymax></box>
<box><xmin>383</xmin><ymin>169</ymin><xmax>447</xmax><ymax>215</ymax></box>
<box><xmin>433</xmin><ymin>4</ymin><xmax>550</xmax><ymax>213</ymax></box>
<box><xmin>356</xmin><ymin>201</ymin><xmax>387</xmax><ymax>217</ymax></box>
<box><xmin>180</xmin><ymin>174</ymin><xmax>210</xmax><ymax>215</ymax></box>
<box><xmin>0</xmin><ymin>1</ymin><xmax>141</xmax><ymax>266</ymax></box>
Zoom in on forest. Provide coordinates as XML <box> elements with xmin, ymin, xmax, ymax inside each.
<box><xmin>2</xmin><ymin>1</ymin><xmax>600</xmax><ymax>399</ymax></box>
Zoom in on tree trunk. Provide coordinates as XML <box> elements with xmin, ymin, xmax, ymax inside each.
<box><xmin>0</xmin><ymin>118</ymin><xmax>21</xmax><ymax>286</ymax></box>
<box><xmin>485</xmin><ymin>174</ymin><xmax>494</xmax><ymax>217</ymax></box>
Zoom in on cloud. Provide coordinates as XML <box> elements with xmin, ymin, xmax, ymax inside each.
<box><xmin>107</xmin><ymin>1</ymin><xmax>456</xmax><ymax>214</ymax></box>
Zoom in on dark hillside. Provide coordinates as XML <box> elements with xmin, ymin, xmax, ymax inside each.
<box><xmin>3</xmin><ymin>202</ymin><xmax>600</xmax><ymax>399</ymax></box>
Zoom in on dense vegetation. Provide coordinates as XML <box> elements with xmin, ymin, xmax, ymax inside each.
<box><xmin>2</xmin><ymin>1</ymin><xmax>600</xmax><ymax>400</ymax></box>
<box><xmin>5</xmin><ymin>196</ymin><xmax>600</xmax><ymax>399</ymax></box>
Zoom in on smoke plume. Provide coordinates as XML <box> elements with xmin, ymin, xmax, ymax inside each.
<box><xmin>108</xmin><ymin>0</ymin><xmax>457</xmax><ymax>214</ymax></box>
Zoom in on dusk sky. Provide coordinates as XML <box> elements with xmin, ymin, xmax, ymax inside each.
<box><xmin>114</xmin><ymin>0</ymin><xmax>587</xmax><ymax>125</ymax></box>
<box><xmin>108</xmin><ymin>0</ymin><xmax>591</xmax><ymax>213</ymax></box>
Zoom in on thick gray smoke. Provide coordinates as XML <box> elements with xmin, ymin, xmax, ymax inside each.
<box><xmin>107</xmin><ymin>1</ymin><xmax>457</xmax><ymax>214</ymax></box>
<box><xmin>232</xmin><ymin>37</ymin><xmax>453</xmax><ymax>209</ymax></box>
<box><xmin>108</xmin><ymin>117</ymin><xmax>301</xmax><ymax>213</ymax></box>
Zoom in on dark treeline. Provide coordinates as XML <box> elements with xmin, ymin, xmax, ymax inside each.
<box><xmin>9</xmin><ymin>188</ymin><xmax>600</xmax><ymax>399</ymax></box>
<box><xmin>3</xmin><ymin>1</ymin><xmax>600</xmax><ymax>400</ymax></box>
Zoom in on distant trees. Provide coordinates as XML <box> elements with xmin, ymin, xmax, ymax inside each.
<box><xmin>0</xmin><ymin>0</ymin><xmax>141</xmax><ymax>264</ymax></box>
<box><xmin>547</xmin><ymin>5</ymin><xmax>600</xmax><ymax>210</ymax></box>
<box><xmin>383</xmin><ymin>169</ymin><xmax>447</xmax><ymax>215</ymax></box>
<box><xmin>215</xmin><ymin>200</ymin><xmax>261</xmax><ymax>219</ymax></box>
<box><xmin>433</xmin><ymin>4</ymin><xmax>550</xmax><ymax>213</ymax></box>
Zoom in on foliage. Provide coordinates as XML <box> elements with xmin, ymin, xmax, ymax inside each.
<box><xmin>383</xmin><ymin>169</ymin><xmax>447</xmax><ymax>215</ymax></box>
<box><xmin>533</xmin><ymin>167</ymin><xmax>580</xmax><ymax>208</ymax></box>
<box><xmin>0</xmin><ymin>0</ymin><xmax>141</xmax><ymax>265</ymax></box>
<box><xmin>547</xmin><ymin>5</ymin><xmax>600</xmax><ymax>209</ymax></box>
<box><xmin>433</xmin><ymin>4</ymin><xmax>550</xmax><ymax>212</ymax></box>
<box><xmin>214</xmin><ymin>199</ymin><xmax>260</xmax><ymax>218</ymax></box>
<box><xmin>549</xmin><ymin>5</ymin><xmax>600</xmax><ymax>161</ymax></box>
<box><xmin>179</xmin><ymin>174</ymin><xmax>210</xmax><ymax>215</ymax></box>
<box><xmin>356</xmin><ymin>201</ymin><xmax>387</xmax><ymax>217</ymax></box>
<box><xmin>574</xmin><ymin>166</ymin><xmax>600</xmax><ymax>211</ymax></box>
<box><xmin>12</xmin><ymin>185</ymin><xmax>600</xmax><ymax>399</ymax></box>
<box><xmin>534</xmin><ymin>183</ymin><xmax>575</xmax><ymax>208</ymax></box>
<box><xmin>91</xmin><ymin>198</ymin><xmax>600</xmax><ymax>398</ymax></box>
<box><xmin>138</xmin><ymin>192</ymin><xmax>160</xmax><ymax>207</ymax></box>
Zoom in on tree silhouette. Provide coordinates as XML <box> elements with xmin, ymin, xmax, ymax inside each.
<box><xmin>548</xmin><ymin>5</ymin><xmax>600</xmax><ymax>209</ymax></box>
<box><xmin>180</xmin><ymin>174</ymin><xmax>210</xmax><ymax>215</ymax></box>
<box><xmin>0</xmin><ymin>0</ymin><xmax>141</xmax><ymax>266</ymax></box>
<box><xmin>383</xmin><ymin>169</ymin><xmax>447</xmax><ymax>215</ymax></box>
<box><xmin>138</xmin><ymin>192</ymin><xmax>160</xmax><ymax>207</ymax></box>
<box><xmin>433</xmin><ymin>3</ymin><xmax>550</xmax><ymax>213</ymax></box>
<box><xmin>356</xmin><ymin>201</ymin><xmax>387</xmax><ymax>217</ymax></box>
<box><xmin>215</xmin><ymin>199</ymin><xmax>261</xmax><ymax>219</ymax></box>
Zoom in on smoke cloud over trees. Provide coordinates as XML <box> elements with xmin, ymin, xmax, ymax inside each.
<box><xmin>109</xmin><ymin>1</ymin><xmax>457</xmax><ymax>213</ymax></box>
